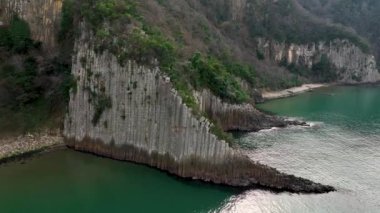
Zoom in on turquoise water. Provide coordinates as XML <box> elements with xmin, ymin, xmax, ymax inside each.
<box><xmin>225</xmin><ymin>85</ymin><xmax>380</xmax><ymax>212</ymax></box>
<box><xmin>0</xmin><ymin>85</ymin><xmax>379</xmax><ymax>212</ymax></box>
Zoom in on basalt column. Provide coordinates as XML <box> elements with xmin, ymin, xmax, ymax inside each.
<box><xmin>64</xmin><ymin>31</ymin><xmax>334</xmax><ymax>193</ymax></box>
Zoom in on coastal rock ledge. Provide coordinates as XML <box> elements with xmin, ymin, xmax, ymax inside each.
<box><xmin>64</xmin><ymin>33</ymin><xmax>334</xmax><ymax>193</ymax></box>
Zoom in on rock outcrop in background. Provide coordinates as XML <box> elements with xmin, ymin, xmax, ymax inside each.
<box><xmin>195</xmin><ymin>90</ymin><xmax>287</xmax><ymax>132</ymax></box>
<box><xmin>0</xmin><ymin>0</ymin><xmax>62</xmax><ymax>52</ymax></box>
<box><xmin>257</xmin><ymin>38</ymin><xmax>380</xmax><ymax>83</ymax></box>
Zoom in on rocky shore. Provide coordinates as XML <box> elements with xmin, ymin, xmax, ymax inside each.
<box><xmin>262</xmin><ymin>84</ymin><xmax>328</xmax><ymax>100</ymax></box>
<box><xmin>0</xmin><ymin>130</ymin><xmax>64</xmax><ymax>163</ymax></box>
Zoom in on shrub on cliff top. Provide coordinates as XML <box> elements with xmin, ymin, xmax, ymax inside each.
<box><xmin>79</xmin><ymin>0</ymin><xmax>139</xmax><ymax>31</ymax></box>
<box><xmin>189</xmin><ymin>53</ymin><xmax>249</xmax><ymax>104</ymax></box>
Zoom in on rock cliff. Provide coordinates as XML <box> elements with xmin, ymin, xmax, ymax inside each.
<box><xmin>0</xmin><ymin>0</ymin><xmax>62</xmax><ymax>52</ymax></box>
<box><xmin>195</xmin><ymin>90</ymin><xmax>289</xmax><ymax>132</ymax></box>
<box><xmin>63</xmin><ymin>29</ymin><xmax>333</xmax><ymax>192</ymax></box>
<box><xmin>257</xmin><ymin>38</ymin><xmax>380</xmax><ymax>83</ymax></box>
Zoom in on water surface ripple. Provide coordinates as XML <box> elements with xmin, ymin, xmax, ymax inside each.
<box><xmin>219</xmin><ymin>85</ymin><xmax>380</xmax><ymax>213</ymax></box>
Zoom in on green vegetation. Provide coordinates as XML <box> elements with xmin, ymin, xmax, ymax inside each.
<box><xmin>279</xmin><ymin>55</ymin><xmax>337</xmax><ymax>83</ymax></box>
<box><xmin>92</xmin><ymin>95</ymin><xmax>112</xmax><ymax>126</ymax></box>
<box><xmin>287</xmin><ymin>63</ymin><xmax>311</xmax><ymax>77</ymax></box>
<box><xmin>0</xmin><ymin>99</ymin><xmax>58</xmax><ymax>136</ymax></box>
<box><xmin>210</xmin><ymin>124</ymin><xmax>234</xmax><ymax>146</ymax></box>
<box><xmin>0</xmin><ymin>14</ymin><xmax>75</xmax><ymax>136</ymax></box>
<box><xmin>245</xmin><ymin>0</ymin><xmax>369</xmax><ymax>53</ymax></box>
<box><xmin>80</xmin><ymin>0</ymin><xmax>139</xmax><ymax>30</ymax></box>
<box><xmin>76</xmin><ymin>0</ymin><xmax>255</xmax><ymax>106</ymax></box>
<box><xmin>311</xmin><ymin>54</ymin><xmax>337</xmax><ymax>82</ymax></box>
<box><xmin>198</xmin><ymin>0</ymin><xmax>232</xmax><ymax>24</ymax></box>
<box><xmin>258</xmin><ymin>73</ymin><xmax>302</xmax><ymax>90</ymax></box>
<box><xmin>0</xmin><ymin>16</ymin><xmax>40</xmax><ymax>53</ymax></box>
<box><xmin>256</xmin><ymin>50</ymin><xmax>265</xmax><ymax>60</ymax></box>
<box><xmin>0</xmin><ymin>56</ymin><xmax>72</xmax><ymax>135</ymax></box>
<box><xmin>299</xmin><ymin>0</ymin><xmax>380</xmax><ymax>59</ymax></box>
<box><xmin>1</xmin><ymin>57</ymin><xmax>39</xmax><ymax>106</ymax></box>
<box><xmin>200</xmin><ymin>0</ymin><xmax>369</xmax><ymax>53</ymax></box>
<box><xmin>71</xmin><ymin>0</ymin><xmax>262</xmax><ymax>143</ymax></box>
<box><xmin>59</xmin><ymin>0</ymin><xmax>75</xmax><ymax>42</ymax></box>
<box><xmin>189</xmin><ymin>53</ymin><xmax>249</xmax><ymax>103</ymax></box>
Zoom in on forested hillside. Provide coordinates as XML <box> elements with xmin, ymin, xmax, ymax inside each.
<box><xmin>0</xmin><ymin>12</ymin><xmax>73</xmax><ymax>135</ymax></box>
<box><xmin>297</xmin><ymin>0</ymin><xmax>380</xmax><ymax>62</ymax></box>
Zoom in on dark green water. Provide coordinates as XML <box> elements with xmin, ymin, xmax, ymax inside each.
<box><xmin>0</xmin><ymin>150</ymin><xmax>238</xmax><ymax>213</ymax></box>
<box><xmin>1</xmin><ymin>85</ymin><xmax>379</xmax><ymax>213</ymax></box>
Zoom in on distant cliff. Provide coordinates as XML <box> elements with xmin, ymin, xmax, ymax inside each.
<box><xmin>192</xmin><ymin>0</ymin><xmax>380</xmax><ymax>86</ymax></box>
<box><xmin>257</xmin><ymin>38</ymin><xmax>380</xmax><ymax>83</ymax></box>
<box><xmin>0</xmin><ymin>0</ymin><xmax>62</xmax><ymax>52</ymax></box>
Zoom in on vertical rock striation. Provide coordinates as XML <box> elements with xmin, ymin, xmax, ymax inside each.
<box><xmin>0</xmin><ymin>0</ymin><xmax>62</xmax><ymax>51</ymax></box>
<box><xmin>195</xmin><ymin>90</ymin><xmax>287</xmax><ymax>132</ymax></box>
<box><xmin>64</xmin><ymin>30</ymin><xmax>334</xmax><ymax>193</ymax></box>
<box><xmin>257</xmin><ymin>38</ymin><xmax>380</xmax><ymax>83</ymax></box>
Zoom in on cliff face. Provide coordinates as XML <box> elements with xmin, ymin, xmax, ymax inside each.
<box><xmin>0</xmin><ymin>0</ymin><xmax>62</xmax><ymax>52</ymax></box>
<box><xmin>63</xmin><ymin>29</ymin><xmax>333</xmax><ymax>192</ymax></box>
<box><xmin>195</xmin><ymin>90</ymin><xmax>287</xmax><ymax>132</ymax></box>
<box><xmin>257</xmin><ymin>38</ymin><xmax>380</xmax><ymax>83</ymax></box>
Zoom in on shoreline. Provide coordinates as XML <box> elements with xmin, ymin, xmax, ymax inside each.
<box><xmin>0</xmin><ymin>131</ymin><xmax>64</xmax><ymax>164</ymax></box>
<box><xmin>262</xmin><ymin>83</ymin><xmax>329</xmax><ymax>101</ymax></box>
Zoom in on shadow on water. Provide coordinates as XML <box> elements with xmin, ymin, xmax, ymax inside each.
<box><xmin>0</xmin><ymin>149</ymin><xmax>241</xmax><ymax>213</ymax></box>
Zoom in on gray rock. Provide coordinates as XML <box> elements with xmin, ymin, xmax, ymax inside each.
<box><xmin>195</xmin><ymin>90</ymin><xmax>286</xmax><ymax>132</ymax></box>
<box><xmin>257</xmin><ymin>38</ymin><xmax>380</xmax><ymax>83</ymax></box>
